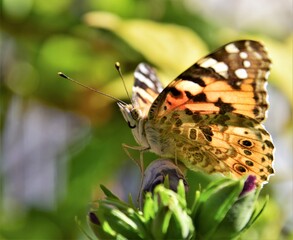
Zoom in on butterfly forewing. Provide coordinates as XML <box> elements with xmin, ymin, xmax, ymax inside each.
<box><xmin>149</xmin><ymin>40</ymin><xmax>271</xmax><ymax>122</ymax></box>
<box><xmin>132</xmin><ymin>63</ymin><xmax>163</xmax><ymax>117</ymax></box>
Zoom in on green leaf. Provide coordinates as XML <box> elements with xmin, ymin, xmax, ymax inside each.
<box><xmin>153</xmin><ymin>185</ymin><xmax>194</xmax><ymax>239</ymax></box>
<box><xmin>194</xmin><ymin>178</ymin><xmax>244</xmax><ymax>239</ymax></box>
<box><xmin>88</xmin><ymin>220</ymin><xmax>116</xmax><ymax>240</ymax></box>
<box><xmin>99</xmin><ymin>208</ymin><xmax>142</xmax><ymax>239</ymax></box>
<box><xmin>243</xmin><ymin>195</ymin><xmax>268</xmax><ymax>231</ymax></box>
<box><xmin>151</xmin><ymin>206</ymin><xmax>168</xmax><ymax>239</ymax></box>
<box><xmin>143</xmin><ymin>193</ymin><xmax>156</xmax><ymax>221</ymax></box>
<box><xmin>127</xmin><ymin>193</ymin><xmax>136</xmax><ymax>209</ymax></box>
<box><xmin>100</xmin><ymin>185</ymin><xmax>119</xmax><ymax>199</ymax></box>
<box><xmin>177</xmin><ymin>180</ymin><xmax>187</xmax><ymax>202</ymax></box>
<box><xmin>162</xmin><ymin>210</ymin><xmax>172</xmax><ymax>234</ymax></box>
<box><xmin>111</xmin><ymin>209</ymin><xmax>138</xmax><ymax>230</ymax></box>
<box><xmin>212</xmin><ymin>189</ymin><xmax>259</xmax><ymax>239</ymax></box>
<box><xmin>190</xmin><ymin>190</ymin><xmax>201</xmax><ymax>219</ymax></box>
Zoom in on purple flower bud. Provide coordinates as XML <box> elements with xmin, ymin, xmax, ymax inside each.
<box><xmin>139</xmin><ymin>159</ymin><xmax>189</xmax><ymax>209</ymax></box>
<box><xmin>240</xmin><ymin>175</ymin><xmax>257</xmax><ymax>197</ymax></box>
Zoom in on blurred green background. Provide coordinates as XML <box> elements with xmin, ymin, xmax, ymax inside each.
<box><xmin>0</xmin><ymin>0</ymin><xmax>292</xmax><ymax>239</ymax></box>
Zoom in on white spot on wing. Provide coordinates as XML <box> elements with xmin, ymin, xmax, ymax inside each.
<box><xmin>240</xmin><ymin>52</ymin><xmax>248</xmax><ymax>59</ymax></box>
<box><xmin>225</xmin><ymin>44</ymin><xmax>240</xmax><ymax>53</ymax></box>
<box><xmin>235</xmin><ymin>68</ymin><xmax>248</xmax><ymax>79</ymax></box>
<box><xmin>176</xmin><ymin>80</ymin><xmax>203</xmax><ymax>95</ymax></box>
<box><xmin>198</xmin><ymin>58</ymin><xmax>218</xmax><ymax>68</ymax></box>
<box><xmin>199</xmin><ymin>58</ymin><xmax>229</xmax><ymax>77</ymax></box>
<box><xmin>212</xmin><ymin>62</ymin><xmax>228</xmax><ymax>73</ymax></box>
<box><xmin>243</xmin><ymin>60</ymin><xmax>251</xmax><ymax>68</ymax></box>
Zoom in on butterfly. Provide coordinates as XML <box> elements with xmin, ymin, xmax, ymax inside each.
<box><xmin>118</xmin><ymin>40</ymin><xmax>274</xmax><ymax>186</ymax></box>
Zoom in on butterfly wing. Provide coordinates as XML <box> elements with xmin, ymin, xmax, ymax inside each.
<box><xmin>149</xmin><ymin>40</ymin><xmax>271</xmax><ymax>122</ymax></box>
<box><xmin>147</xmin><ymin>111</ymin><xmax>274</xmax><ymax>185</ymax></box>
<box><xmin>146</xmin><ymin>40</ymin><xmax>274</xmax><ymax>185</ymax></box>
<box><xmin>132</xmin><ymin>63</ymin><xmax>163</xmax><ymax>117</ymax></box>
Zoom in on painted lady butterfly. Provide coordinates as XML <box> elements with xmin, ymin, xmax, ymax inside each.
<box><xmin>118</xmin><ymin>40</ymin><xmax>274</xmax><ymax>186</ymax></box>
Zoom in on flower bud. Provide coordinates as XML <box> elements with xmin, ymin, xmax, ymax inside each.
<box><xmin>139</xmin><ymin>159</ymin><xmax>189</xmax><ymax>208</ymax></box>
<box><xmin>193</xmin><ymin>175</ymin><xmax>264</xmax><ymax>239</ymax></box>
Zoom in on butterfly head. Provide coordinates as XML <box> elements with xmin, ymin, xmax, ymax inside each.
<box><xmin>117</xmin><ymin>102</ymin><xmax>141</xmax><ymax>129</ymax></box>
<box><xmin>118</xmin><ymin>101</ymin><xmax>150</xmax><ymax>148</ymax></box>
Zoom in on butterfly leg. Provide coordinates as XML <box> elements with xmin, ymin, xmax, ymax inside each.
<box><xmin>122</xmin><ymin>143</ymin><xmax>150</xmax><ymax>203</ymax></box>
<box><xmin>174</xmin><ymin>148</ymin><xmax>178</xmax><ymax>166</ymax></box>
<box><xmin>121</xmin><ymin>143</ymin><xmax>149</xmax><ymax>173</ymax></box>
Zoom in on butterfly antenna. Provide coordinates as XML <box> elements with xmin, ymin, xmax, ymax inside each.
<box><xmin>58</xmin><ymin>72</ymin><xmax>127</xmax><ymax>105</ymax></box>
<box><xmin>115</xmin><ymin>62</ymin><xmax>132</xmax><ymax>105</ymax></box>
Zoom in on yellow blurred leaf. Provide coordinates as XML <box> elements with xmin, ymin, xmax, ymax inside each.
<box><xmin>265</xmin><ymin>36</ymin><xmax>293</xmax><ymax>105</ymax></box>
<box><xmin>83</xmin><ymin>11</ymin><xmax>208</xmax><ymax>79</ymax></box>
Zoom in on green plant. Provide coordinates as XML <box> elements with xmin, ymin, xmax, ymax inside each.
<box><xmin>88</xmin><ymin>174</ymin><xmax>266</xmax><ymax>240</ymax></box>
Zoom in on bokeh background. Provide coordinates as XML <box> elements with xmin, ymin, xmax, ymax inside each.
<box><xmin>0</xmin><ymin>0</ymin><xmax>292</xmax><ymax>239</ymax></box>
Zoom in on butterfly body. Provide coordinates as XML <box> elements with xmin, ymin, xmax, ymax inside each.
<box><xmin>118</xmin><ymin>40</ymin><xmax>274</xmax><ymax>186</ymax></box>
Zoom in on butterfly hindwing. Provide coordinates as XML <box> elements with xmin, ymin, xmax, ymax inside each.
<box><xmin>147</xmin><ymin>110</ymin><xmax>274</xmax><ymax>185</ymax></box>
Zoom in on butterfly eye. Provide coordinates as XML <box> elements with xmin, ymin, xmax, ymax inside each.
<box><xmin>131</xmin><ymin>109</ymin><xmax>140</xmax><ymax>121</ymax></box>
<box><xmin>125</xmin><ymin>109</ymin><xmax>140</xmax><ymax>129</ymax></box>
